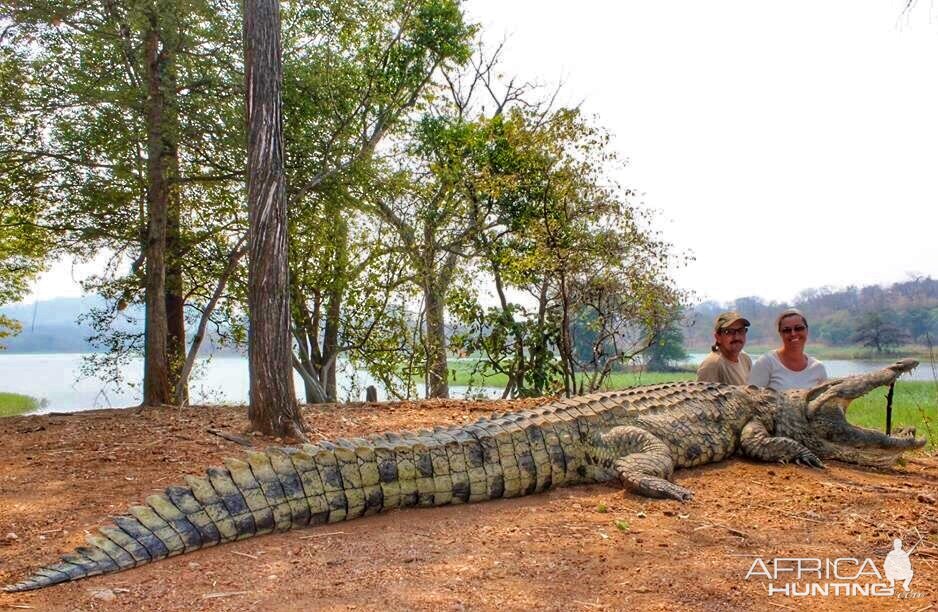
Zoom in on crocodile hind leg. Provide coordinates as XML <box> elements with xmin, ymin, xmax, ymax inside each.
<box><xmin>600</xmin><ymin>426</ymin><xmax>694</xmax><ymax>502</ymax></box>
<box><xmin>740</xmin><ymin>420</ymin><xmax>824</xmax><ymax>468</ymax></box>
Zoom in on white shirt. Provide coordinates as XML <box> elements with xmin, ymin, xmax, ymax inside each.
<box><xmin>747</xmin><ymin>350</ymin><xmax>828</xmax><ymax>391</ymax></box>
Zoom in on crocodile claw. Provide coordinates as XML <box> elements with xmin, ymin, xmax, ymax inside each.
<box><xmin>666</xmin><ymin>484</ymin><xmax>695</xmax><ymax>502</ymax></box>
<box><xmin>795</xmin><ymin>450</ymin><xmax>825</xmax><ymax>469</ymax></box>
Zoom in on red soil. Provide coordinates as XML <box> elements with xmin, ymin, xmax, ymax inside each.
<box><xmin>0</xmin><ymin>400</ymin><xmax>935</xmax><ymax>611</ymax></box>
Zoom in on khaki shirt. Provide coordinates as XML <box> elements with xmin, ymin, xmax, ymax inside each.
<box><xmin>696</xmin><ymin>351</ymin><xmax>752</xmax><ymax>385</ymax></box>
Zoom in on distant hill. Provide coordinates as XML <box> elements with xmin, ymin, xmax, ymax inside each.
<box><xmin>0</xmin><ymin>297</ymin><xmax>105</xmax><ymax>353</ymax></box>
<box><xmin>0</xmin><ymin>296</ymin><xmax>239</xmax><ymax>355</ymax></box>
<box><xmin>685</xmin><ymin>276</ymin><xmax>938</xmax><ymax>350</ymax></box>
<box><xmin>8</xmin><ymin>278</ymin><xmax>938</xmax><ymax>355</ymax></box>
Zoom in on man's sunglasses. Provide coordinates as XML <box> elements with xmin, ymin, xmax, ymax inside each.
<box><xmin>718</xmin><ymin>327</ymin><xmax>748</xmax><ymax>336</ymax></box>
<box><xmin>780</xmin><ymin>324</ymin><xmax>807</xmax><ymax>335</ymax></box>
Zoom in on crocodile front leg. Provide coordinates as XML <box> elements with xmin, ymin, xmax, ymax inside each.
<box><xmin>740</xmin><ymin>420</ymin><xmax>824</xmax><ymax>468</ymax></box>
<box><xmin>600</xmin><ymin>426</ymin><xmax>694</xmax><ymax>502</ymax></box>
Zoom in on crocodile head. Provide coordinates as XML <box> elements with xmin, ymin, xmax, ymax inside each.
<box><xmin>775</xmin><ymin>359</ymin><xmax>927</xmax><ymax>467</ymax></box>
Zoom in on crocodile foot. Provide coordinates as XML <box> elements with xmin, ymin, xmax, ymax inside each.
<box><xmin>794</xmin><ymin>449</ymin><xmax>825</xmax><ymax>469</ymax></box>
<box><xmin>620</xmin><ymin>474</ymin><xmax>694</xmax><ymax>502</ymax></box>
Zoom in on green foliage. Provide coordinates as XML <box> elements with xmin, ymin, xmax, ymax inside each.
<box><xmin>1</xmin><ymin>0</ymin><xmax>247</xmax><ymax>380</ymax></box>
<box><xmin>410</xmin><ymin>0</ymin><xmax>474</xmax><ymax>62</ymax></box>
<box><xmin>446</xmin><ymin>105</ymin><xmax>687</xmax><ymax>396</ymax></box>
<box><xmin>449</xmin><ymin>287</ymin><xmax>564</xmax><ymax>397</ymax></box>
<box><xmin>814</xmin><ymin>311</ymin><xmax>854</xmax><ymax>345</ymax></box>
<box><xmin>283</xmin><ymin>0</ymin><xmax>473</xmax><ymax>402</ymax></box>
<box><xmin>0</xmin><ymin>392</ymin><xmax>39</xmax><ymax>417</ymax></box>
<box><xmin>851</xmin><ymin>310</ymin><xmax>909</xmax><ymax>354</ymax></box>
<box><xmin>0</xmin><ymin>28</ymin><xmax>54</xmax><ymax>342</ymax></box>
<box><xmin>645</xmin><ymin>322</ymin><xmax>689</xmax><ymax>371</ymax></box>
<box><xmin>283</xmin><ymin>0</ymin><xmax>471</xmax><ymax>198</ymax></box>
<box><xmin>901</xmin><ymin>307</ymin><xmax>938</xmax><ymax>344</ymax></box>
<box><xmin>2</xmin><ymin>0</ymin><xmax>693</xmax><ymax>409</ymax></box>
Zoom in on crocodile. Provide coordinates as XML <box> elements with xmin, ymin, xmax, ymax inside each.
<box><xmin>4</xmin><ymin>359</ymin><xmax>926</xmax><ymax>592</ymax></box>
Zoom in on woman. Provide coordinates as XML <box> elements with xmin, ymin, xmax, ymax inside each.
<box><xmin>748</xmin><ymin>308</ymin><xmax>828</xmax><ymax>391</ymax></box>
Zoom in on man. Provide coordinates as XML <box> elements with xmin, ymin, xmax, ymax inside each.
<box><xmin>696</xmin><ymin>311</ymin><xmax>752</xmax><ymax>385</ymax></box>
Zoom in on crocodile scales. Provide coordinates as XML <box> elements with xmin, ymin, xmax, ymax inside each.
<box><xmin>4</xmin><ymin>360</ymin><xmax>926</xmax><ymax>592</ymax></box>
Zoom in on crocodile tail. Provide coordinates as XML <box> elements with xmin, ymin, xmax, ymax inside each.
<box><xmin>2</xmin><ymin>428</ymin><xmax>478</xmax><ymax>592</ymax></box>
<box><xmin>3</xmin><ymin>445</ymin><xmax>342</xmax><ymax>592</ymax></box>
<box><xmin>4</xmin><ymin>401</ymin><xmax>585</xmax><ymax>593</ymax></box>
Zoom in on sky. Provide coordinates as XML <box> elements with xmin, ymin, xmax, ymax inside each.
<box><xmin>25</xmin><ymin>0</ymin><xmax>938</xmax><ymax>305</ymax></box>
<box><xmin>462</xmin><ymin>0</ymin><xmax>938</xmax><ymax>303</ymax></box>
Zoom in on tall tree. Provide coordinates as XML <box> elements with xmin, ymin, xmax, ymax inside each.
<box><xmin>244</xmin><ymin>0</ymin><xmax>302</xmax><ymax>437</ymax></box>
<box><xmin>368</xmin><ymin>118</ymin><xmax>477</xmax><ymax>399</ymax></box>
<box><xmin>364</xmin><ymin>52</ymin><xmax>513</xmax><ymax>398</ymax></box>
<box><xmin>0</xmin><ymin>1</ymin><xmax>246</xmax><ymax>404</ymax></box>
<box><xmin>281</xmin><ymin>0</ymin><xmax>472</xmax><ymax>402</ymax></box>
<box><xmin>289</xmin><ymin>182</ymin><xmax>414</xmax><ymax>403</ymax></box>
<box><xmin>852</xmin><ymin>310</ymin><xmax>908</xmax><ymax>354</ymax></box>
<box><xmin>141</xmin><ymin>0</ymin><xmax>180</xmax><ymax>405</ymax></box>
<box><xmin>449</xmin><ymin>107</ymin><xmax>686</xmax><ymax>396</ymax></box>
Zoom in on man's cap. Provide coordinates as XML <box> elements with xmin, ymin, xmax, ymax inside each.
<box><xmin>775</xmin><ymin>307</ymin><xmax>808</xmax><ymax>330</ymax></box>
<box><xmin>714</xmin><ymin>311</ymin><xmax>750</xmax><ymax>332</ymax></box>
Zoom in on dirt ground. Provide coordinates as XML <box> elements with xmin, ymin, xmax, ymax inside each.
<box><xmin>0</xmin><ymin>400</ymin><xmax>936</xmax><ymax>612</ymax></box>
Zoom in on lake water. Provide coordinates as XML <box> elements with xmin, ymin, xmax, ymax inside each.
<box><xmin>0</xmin><ymin>352</ymin><xmax>933</xmax><ymax>414</ymax></box>
<box><xmin>0</xmin><ymin>353</ymin><xmax>502</xmax><ymax>414</ymax></box>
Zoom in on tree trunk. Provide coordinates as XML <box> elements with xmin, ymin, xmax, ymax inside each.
<box><xmin>142</xmin><ymin>20</ymin><xmax>171</xmax><ymax>406</ymax></box>
<box><xmin>244</xmin><ymin>0</ymin><xmax>303</xmax><ymax>438</ymax></box>
<box><xmin>298</xmin><ymin>348</ymin><xmax>321</xmax><ymax>403</ymax></box>
<box><xmin>557</xmin><ymin>267</ymin><xmax>574</xmax><ymax>397</ymax></box>
<box><xmin>292</xmin><ymin>356</ymin><xmax>329</xmax><ymax>404</ymax></box>
<box><xmin>166</xmin><ymin>163</ymin><xmax>187</xmax><ymax>404</ymax></box>
<box><xmin>291</xmin><ymin>286</ymin><xmax>328</xmax><ymax>404</ymax></box>
<box><xmin>322</xmin><ymin>289</ymin><xmax>341</xmax><ymax>401</ymax></box>
<box><xmin>424</xmin><ymin>280</ymin><xmax>449</xmax><ymax>399</ymax></box>
<box><xmin>174</xmin><ymin>238</ymin><xmax>247</xmax><ymax>405</ymax></box>
<box><xmin>491</xmin><ymin>262</ymin><xmax>527</xmax><ymax>398</ymax></box>
<box><xmin>531</xmin><ymin>276</ymin><xmax>551</xmax><ymax>396</ymax></box>
<box><xmin>293</xmin><ymin>328</ymin><xmax>328</xmax><ymax>404</ymax></box>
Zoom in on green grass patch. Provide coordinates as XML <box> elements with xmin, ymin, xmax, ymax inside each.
<box><xmin>448</xmin><ymin>359</ymin><xmax>510</xmax><ymax>387</ymax></box>
<box><xmin>589</xmin><ymin>371</ymin><xmax>696</xmax><ymax>388</ymax></box>
<box><xmin>448</xmin><ymin>359</ymin><xmax>695</xmax><ymax>390</ymax></box>
<box><xmin>0</xmin><ymin>392</ymin><xmax>40</xmax><ymax>417</ymax></box>
<box><xmin>846</xmin><ymin>380</ymin><xmax>937</xmax><ymax>449</ymax></box>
